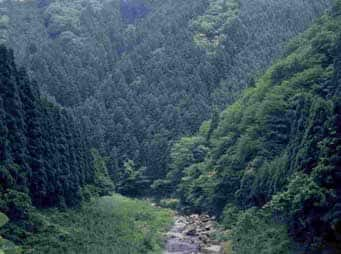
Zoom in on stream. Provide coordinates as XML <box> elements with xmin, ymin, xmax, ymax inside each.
<box><xmin>164</xmin><ymin>214</ymin><xmax>224</xmax><ymax>254</ymax></box>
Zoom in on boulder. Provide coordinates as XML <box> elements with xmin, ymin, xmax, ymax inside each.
<box><xmin>185</xmin><ymin>226</ymin><xmax>197</xmax><ymax>236</ymax></box>
<box><xmin>166</xmin><ymin>232</ymin><xmax>185</xmax><ymax>239</ymax></box>
<box><xmin>201</xmin><ymin>245</ymin><xmax>224</xmax><ymax>254</ymax></box>
<box><xmin>165</xmin><ymin>238</ymin><xmax>199</xmax><ymax>253</ymax></box>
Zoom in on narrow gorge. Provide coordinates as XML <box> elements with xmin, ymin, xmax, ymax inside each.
<box><xmin>0</xmin><ymin>0</ymin><xmax>340</xmax><ymax>253</ymax></box>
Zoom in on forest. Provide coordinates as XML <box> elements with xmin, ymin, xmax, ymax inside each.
<box><xmin>0</xmin><ymin>0</ymin><xmax>340</xmax><ymax>253</ymax></box>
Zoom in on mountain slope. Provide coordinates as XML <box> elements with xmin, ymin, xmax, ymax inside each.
<box><xmin>0</xmin><ymin>46</ymin><xmax>97</xmax><ymax>209</ymax></box>
<box><xmin>0</xmin><ymin>0</ymin><xmax>332</xmax><ymax>193</ymax></box>
<box><xmin>157</xmin><ymin>3</ymin><xmax>341</xmax><ymax>252</ymax></box>
<box><xmin>0</xmin><ymin>46</ymin><xmax>116</xmax><ymax>249</ymax></box>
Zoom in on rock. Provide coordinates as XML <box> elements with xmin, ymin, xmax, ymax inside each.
<box><xmin>173</xmin><ymin>222</ymin><xmax>187</xmax><ymax>232</ymax></box>
<box><xmin>201</xmin><ymin>214</ymin><xmax>210</xmax><ymax>222</ymax></box>
<box><xmin>164</xmin><ymin>214</ymin><xmax>223</xmax><ymax>254</ymax></box>
<box><xmin>201</xmin><ymin>245</ymin><xmax>224</xmax><ymax>254</ymax></box>
<box><xmin>190</xmin><ymin>214</ymin><xmax>199</xmax><ymax>219</ymax></box>
<box><xmin>185</xmin><ymin>226</ymin><xmax>197</xmax><ymax>236</ymax></box>
<box><xmin>165</xmin><ymin>238</ymin><xmax>199</xmax><ymax>253</ymax></box>
<box><xmin>166</xmin><ymin>232</ymin><xmax>185</xmax><ymax>239</ymax></box>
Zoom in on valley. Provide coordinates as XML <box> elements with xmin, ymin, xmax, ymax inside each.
<box><xmin>0</xmin><ymin>0</ymin><xmax>340</xmax><ymax>253</ymax></box>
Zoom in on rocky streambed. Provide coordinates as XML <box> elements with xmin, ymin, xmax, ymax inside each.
<box><xmin>164</xmin><ymin>214</ymin><xmax>225</xmax><ymax>254</ymax></box>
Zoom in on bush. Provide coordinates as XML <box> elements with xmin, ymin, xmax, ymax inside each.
<box><xmin>0</xmin><ymin>212</ymin><xmax>22</xmax><ymax>254</ymax></box>
<box><xmin>0</xmin><ymin>191</ymin><xmax>32</xmax><ymax>221</ymax></box>
<box><xmin>23</xmin><ymin>194</ymin><xmax>172</xmax><ymax>254</ymax></box>
<box><xmin>220</xmin><ymin>204</ymin><xmax>240</xmax><ymax>229</ymax></box>
<box><xmin>231</xmin><ymin>209</ymin><xmax>292</xmax><ymax>254</ymax></box>
<box><xmin>158</xmin><ymin>198</ymin><xmax>179</xmax><ymax>209</ymax></box>
<box><xmin>0</xmin><ymin>16</ymin><xmax>9</xmax><ymax>29</ymax></box>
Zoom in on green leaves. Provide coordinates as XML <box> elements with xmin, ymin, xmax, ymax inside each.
<box><xmin>0</xmin><ymin>212</ymin><xmax>22</xmax><ymax>254</ymax></box>
<box><xmin>0</xmin><ymin>16</ymin><xmax>9</xmax><ymax>29</ymax></box>
<box><xmin>23</xmin><ymin>194</ymin><xmax>172</xmax><ymax>254</ymax></box>
<box><xmin>91</xmin><ymin>149</ymin><xmax>115</xmax><ymax>196</ymax></box>
<box><xmin>160</xmin><ymin>2</ymin><xmax>341</xmax><ymax>251</ymax></box>
<box><xmin>230</xmin><ymin>209</ymin><xmax>292</xmax><ymax>254</ymax></box>
<box><xmin>270</xmin><ymin>173</ymin><xmax>326</xmax><ymax>214</ymax></box>
<box><xmin>0</xmin><ymin>213</ymin><xmax>8</xmax><ymax>228</ymax></box>
<box><xmin>44</xmin><ymin>2</ymin><xmax>81</xmax><ymax>37</ymax></box>
<box><xmin>191</xmin><ymin>0</ymin><xmax>240</xmax><ymax>54</ymax></box>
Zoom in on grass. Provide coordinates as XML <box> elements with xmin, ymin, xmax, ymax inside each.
<box><xmin>23</xmin><ymin>194</ymin><xmax>173</xmax><ymax>254</ymax></box>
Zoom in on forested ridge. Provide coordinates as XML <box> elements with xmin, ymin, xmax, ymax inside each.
<box><xmin>0</xmin><ymin>45</ymin><xmax>114</xmax><ymax>253</ymax></box>
<box><xmin>0</xmin><ymin>0</ymin><xmax>332</xmax><ymax>196</ymax></box>
<box><xmin>156</xmin><ymin>3</ymin><xmax>341</xmax><ymax>253</ymax></box>
<box><xmin>0</xmin><ymin>0</ymin><xmax>340</xmax><ymax>253</ymax></box>
<box><xmin>0</xmin><ymin>46</ymin><xmax>98</xmax><ymax>207</ymax></box>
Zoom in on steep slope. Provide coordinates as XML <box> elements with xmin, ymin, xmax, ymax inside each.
<box><xmin>158</xmin><ymin>3</ymin><xmax>341</xmax><ymax>252</ymax></box>
<box><xmin>0</xmin><ymin>46</ymin><xmax>96</xmax><ymax>209</ymax></box>
<box><xmin>0</xmin><ymin>0</ymin><xmax>332</xmax><ymax>193</ymax></box>
<box><xmin>0</xmin><ymin>46</ymin><xmax>115</xmax><ymax>247</ymax></box>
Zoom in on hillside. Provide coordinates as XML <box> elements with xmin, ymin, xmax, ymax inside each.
<box><xmin>0</xmin><ymin>0</ymin><xmax>332</xmax><ymax>194</ymax></box>
<box><xmin>0</xmin><ymin>45</ymin><xmax>97</xmax><ymax>210</ymax></box>
<box><xmin>0</xmin><ymin>0</ymin><xmax>340</xmax><ymax>253</ymax></box>
<box><xmin>0</xmin><ymin>45</ymin><xmax>171</xmax><ymax>253</ymax></box>
<box><xmin>156</xmin><ymin>3</ymin><xmax>341</xmax><ymax>253</ymax></box>
<box><xmin>0</xmin><ymin>45</ymin><xmax>115</xmax><ymax>251</ymax></box>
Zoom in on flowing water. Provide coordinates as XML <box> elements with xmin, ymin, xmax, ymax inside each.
<box><xmin>164</xmin><ymin>214</ymin><xmax>224</xmax><ymax>254</ymax></box>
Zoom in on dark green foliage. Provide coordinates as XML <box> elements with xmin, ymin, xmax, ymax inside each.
<box><xmin>0</xmin><ymin>0</ymin><xmax>331</xmax><ymax>195</ymax></box>
<box><xmin>219</xmin><ymin>206</ymin><xmax>292</xmax><ymax>254</ymax></box>
<box><xmin>160</xmin><ymin>4</ymin><xmax>341</xmax><ymax>252</ymax></box>
<box><xmin>230</xmin><ymin>209</ymin><xmax>292</xmax><ymax>254</ymax></box>
<box><xmin>90</xmin><ymin>149</ymin><xmax>115</xmax><ymax>196</ymax></box>
<box><xmin>0</xmin><ymin>0</ymin><xmax>338</xmax><ymax>252</ymax></box>
<box><xmin>0</xmin><ymin>212</ymin><xmax>22</xmax><ymax>254</ymax></box>
<box><xmin>151</xmin><ymin>136</ymin><xmax>208</xmax><ymax>200</ymax></box>
<box><xmin>0</xmin><ymin>45</ymin><xmax>94</xmax><ymax>221</ymax></box>
<box><xmin>0</xmin><ymin>190</ymin><xmax>32</xmax><ymax>222</ymax></box>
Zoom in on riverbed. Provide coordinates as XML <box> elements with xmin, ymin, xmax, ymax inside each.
<box><xmin>164</xmin><ymin>214</ymin><xmax>224</xmax><ymax>254</ymax></box>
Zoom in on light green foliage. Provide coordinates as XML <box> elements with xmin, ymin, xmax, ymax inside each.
<box><xmin>220</xmin><ymin>207</ymin><xmax>292</xmax><ymax>254</ymax></box>
<box><xmin>220</xmin><ymin>204</ymin><xmax>239</xmax><ymax>229</ymax></box>
<box><xmin>158</xmin><ymin>198</ymin><xmax>179</xmax><ymax>209</ymax></box>
<box><xmin>116</xmin><ymin>160</ymin><xmax>152</xmax><ymax>196</ymax></box>
<box><xmin>170</xmin><ymin>137</ymin><xmax>208</xmax><ymax>171</ymax></box>
<box><xmin>23</xmin><ymin>194</ymin><xmax>172</xmax><ymax>254</ymax></box>
<box><xmin>191</xmin><ymin>0</ymin><xmax>239</xmax><ymax>54</ymax></box>
<box><xmin>164</xmin><ymin>3</ymin><xmax>341</xmax><ymax>251</ymax></box>
<box><xmin>0</xmin><ymin>212</ymin><xmax>22</xmax><ymax>254</ymax></box>
<box><xmin>44</xmin><ymin>2</ymin><xmax>82</xmax><ymax>36</ymax></box>
<box><xmin>0</xmin><ymin>213</ymin><xmax>8</xmax><ymax>228</ymax></box>
<box><xmin>270</xmin><ymin>173</ymin><xmax>326</xmax><ymax>214</ymax></box>
<box><xmin>229</xmin><ymin>209</ymin><xmax>291</xmax><ymax>254</ymax></box>
<box><xmin>171</xmin><ymin>3</ymin><xmax>341</xmax><ymax>211</ymax></box>
<box><xmin>0</xmin><ymin>0</ymin><xmax>337</xmax><ymax>252</ymax></box>
<box><xmin>152</xmin><ymin>136</ymin><xmax>208</xmax><ymax>197</ymax></box>
<box><xmin>176</xmin><ymin>161</ymin><xmax>217</xmax><ymax>213</ymax></box>
<box><xmin>90</xmin><ymin>149</ymin><xmax>115</xmax><ymax>196</ymax></box>
<box><xmin>0</xmin><ymin>15</ymin><xmax>9</xmax><ymax>29</ymax></box>
<box><xmin>0</xmin><ymin>0</ymin><xmax>330</xmax><ymax>201</ymax></box>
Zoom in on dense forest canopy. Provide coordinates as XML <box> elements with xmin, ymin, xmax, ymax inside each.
<box><xmin>0</xmin><ymin>46</ymin><xmax>93</xmax><ymax>209</ymax></box>
<box><xmin>0</xmin><ymin>0</ymin><xmax>333</xmax><ymax>196</ymax></box>
<box><xmin>0</xmin><ymin>45</ymin><xmax>114</xmax><ymax>251</ymax></box>
<box><xmin>156</xmin><ymin>3</ymin><xmax>341</xmax><ymax>252</ymax></box>
<box><xmin>0</xmin><ymin>0</ymin><xmax>340</xmax><ymax>253</ymax></box>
